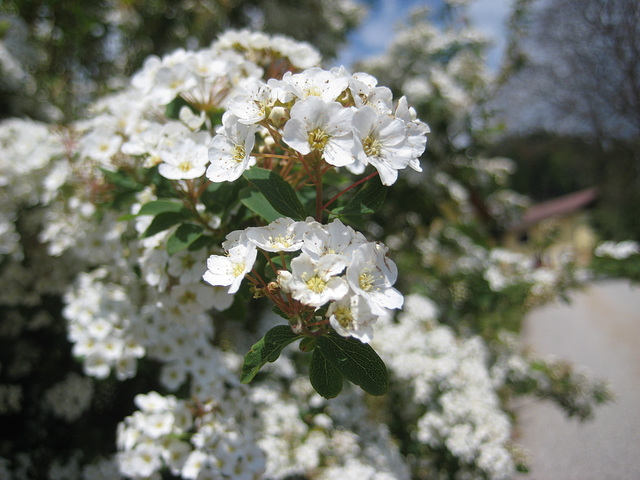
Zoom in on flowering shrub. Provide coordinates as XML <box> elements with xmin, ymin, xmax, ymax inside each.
<box><xmin>0</xmin><ymin>24</ymin><xmax>614</xmax><ymax>480</ymax></box>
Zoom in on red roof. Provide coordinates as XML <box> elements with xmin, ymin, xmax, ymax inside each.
<box><xmin>517</xmin><ymin>187</ymin><xmax>598</xmax><ymax>229</ymax></box>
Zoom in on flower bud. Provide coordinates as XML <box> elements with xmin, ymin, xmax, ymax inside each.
<box><xmin>268</xmin><ymin>106</ymin><xmax>288</xmax><ymax>127</ymax></box>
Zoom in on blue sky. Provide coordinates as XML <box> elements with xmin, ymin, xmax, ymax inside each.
<box><xmin>334</xmin><ymin>0</ymin><xmax>514</xmax><ymax>70</ymax></box>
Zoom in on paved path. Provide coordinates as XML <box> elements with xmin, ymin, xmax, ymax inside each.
<box><xmin>515</xmin><ymin>279</ymin><xmax>640</xmax><ymax>480</ymax></box>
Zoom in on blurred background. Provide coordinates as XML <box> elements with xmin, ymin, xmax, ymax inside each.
<box><xmin>1</xmin><ymin>1</ymin><xmax>639</xmax><ymax>479</ymax></box>
<box><xmin>2</xmin><ymin>0</ymin><xmax>638</xmax><ymax>240</ymax></box>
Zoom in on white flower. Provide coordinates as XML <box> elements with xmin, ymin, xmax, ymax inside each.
<box><xmin>275</xmin><ymin>67</ymin><xmax>348</xmax><ymax>103</ymax></box>
<box><xmin>352</xmin><ymin>105</ymin><xmax>415</xmax><ymax>185</ymax></box>
<box><xmin>245</xmin><ymin>217</ymin><xmax>308</xmax><ymax>252</ymax></box>
<box><xmin>594</xmin><ymin>240</ymin><xmax>640</xmax><ymax>259</ymax></box>
<box><xmin>282</xmin><ymin>97</ymin><xmax>356</xmax><ymax>167</ymax></box>
<box><xmin>203</xmin><ymin>242</ymin><xmax>257</xmax><ymax>294</ymax></box>
<box><xmin>78</xmin><ymin>128</ymin><xmax>122</xmax><ymax>164</ymax></box>
<box><xmin>179</xmin><ymin>105</ymin><xmax>207</xmax><ymax>131</ymax></box>
<box><xmin>227</xmin><ymin>81</ymin><xmax>276</xmax><ymax>125</ymax></box>
<box><xmin>151</xmin><ymin>61</ymin><xmax>198</xmax><ymax>105</ymax></box>
<box><xmin>346</xmin><ymin>242</ymin><xmax>403</xmax><ymax>315</ymax></box>
<box><xmin>302</xmin><ymin>218</ymin><xmax>366</xmax><ymax>261</ymax></box>
<box><xmin>206</xmin><ymin>112</ymin><xmax>257</xmax><ymax>182</ymax></box>
<box><xmin>278</xmin><ymin>253</ymin><xmax>348</xmax><ymax>307</ymax></box>
<box><xmin>327</xmin><ymin>293</ymin><xmax>377</xmax><ymax>343</ymax></box>
<box><xmin>394</xmin><ymin>95</ymin><xmax>429</xmax><ymax>171</ymax></box>
<box><xmin>158</xmin><ymin>137</ymin><xmax>209</xmax><ymax>180</ymax></box>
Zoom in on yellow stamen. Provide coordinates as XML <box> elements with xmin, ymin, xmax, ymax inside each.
<box><xmin>308</xmin><ymin>128</ymin><xmax>330</xmax><ymax>151</ymax></box>
<box><xmin>363</xmin><ymin>134</ymin><xmax>381</xmax><ymax>157</ymax></box>
<box><xmin>359</xmin><ymin>272</ymin><xmax>375</xmax><ymax>292</ymax></box>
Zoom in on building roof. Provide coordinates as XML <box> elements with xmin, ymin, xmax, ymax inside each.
<box><xmin>516</xmin><ymin>187</ymin><xmax>598</xmax><ymax>230</ymax></box>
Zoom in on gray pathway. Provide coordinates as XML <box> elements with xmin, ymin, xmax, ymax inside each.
<box><xmin>515</xmin><ymin>279</ymin><xmax>640</xmax><ymax>480</ymax></box>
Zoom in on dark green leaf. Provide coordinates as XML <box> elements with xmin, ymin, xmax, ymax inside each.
<box><xmin>299</xmin><ymin>337</ymin><xmax>317</xmax><ymax>352</ymax></box>
<box><xmin>166</xmin><ymin>224</ymin><xmax>204</xmax><ymax>255</ymax></box>
<box><xmin>241</xmin><ymin>326</ymin><xmax>302</xmax><ymax>383</ymax></box>
<box><xmin>272</xmin><ymin>305</ymin><xmax>290</xmax><ymax>320</ymax></box>
<box><xmin>138</xmin><ymin>199</ymin><xmax>186</xmax><ymax>216</ymax></box>
<box><xmin>201</xmin><ymin>180</ymin><xmax>244</xmax><ymax>214</ymax></box>
<box><xmin>141</xmin><ymin>210</ymin><xmax>193</xmax><ymax>238</ymax></box>
<box><xmin>316</xmin><ymin>334</ymin><xmax>388</xmax><ymax>396</ymax></box>
<box><xmin>100</xmin><ymin>167</ymin><xmax>144</xmax><ymax>192</ymax></box>
<box><xmin>165</xmin><ymin>96</ymin><xmax>191</xmax><ymax>120</ymax></box>
<box><xmin>243</xmin><ymin>167</ymin><xmax>306</xmax><ymax>220</ymax></box>
<box><xmin>335</xmin><ymin>175</ymin><xmax>387</xmax><ymax>217</ymax></box>
<box><xmin>187</xmin><ymin>234</ymin><xmax>216</xmax><ymax>251</ymax></box>
<box><xmin>240</xmin><ymin>189</ymin><xmax>282</xmax><ymax>223</ymax></box>
<box><xmin>309</xmin><ymin>348</ymin><xmax>343</xmax><ymax>399</ymax></box>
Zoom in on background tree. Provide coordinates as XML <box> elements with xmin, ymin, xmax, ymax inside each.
<box><xmin>0</xmin><ymin>0</ymin><xmax>365</xmax><ymax>120</ymax></box>
<box><xmin>491</xmin><ymin>0</ymin><xmax>640</xmax><ymax>240</ymax></box>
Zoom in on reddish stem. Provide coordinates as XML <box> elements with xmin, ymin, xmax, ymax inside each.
<box><xmin>322</xmin><ymin>171</ymin><xmax>379</xmax><ymax>211</ymax></box>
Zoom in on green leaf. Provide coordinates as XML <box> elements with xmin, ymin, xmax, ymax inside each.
<box><xmin>165</xmin><ymin>96</ymin><xmax>191</xmax><ymax>120</ymax></box>
<box><xmin>100</xmin><ymin>167</ymin><xmax>144</xmax><ymax>192</ymax></box>
<box><xmin>309</xmin><ymin>348</ymin><xmax>343</xmax><ymax>399</ymax></box>
<box><xmin>240</xmin><ymin>189</ymin><xmax>282</xmax><ymax>223</ymax></box>
<box><xmin>241</xmin><ymin>326</ymin><xmax>302</xmax><ymax>384</ymax></box>
<box><xmin>243</xmin><ymin>167</ymin><xmax>306</xmax><ymax>220</ymax></box>
<box><xmin>271</xmin><ymin>305</ymin><xmax>290</xmax><ymax>320</ymax></box>
<box><xmin>201</xmin><ymin>180</ymin><xmax>244</xmax><ymax>214</ymax></box>
<box><xmin>166</xmin><ymin>224</ymin><xmax>205</xmax><ymax>255</ymax></box>
<box><xmin>335</xmin><ymin>175</ymin><xmax>387</xmax><ymax>217</ymax></box>
<box><xmin>138</xmin><ymin>199</ymin><xmax>186</xmax><ymax>216</ymax></box>
<box><xmin>316</xmin><ymin>334</ymin><xmax>388</xmax><ymax>396</ymax></box>
<box><xmin>141</xmin><ymin>210</ymin><xmax>193</xmax><ymax>238</ymax></box>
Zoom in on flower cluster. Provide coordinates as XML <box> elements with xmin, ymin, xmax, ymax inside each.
<box><xmin>0</xmin><ymin>18</ymin><xmax>617</xmax><ymax>480</ymax></box>
<box><xmin>206</xmin><ymin>66</ymin><xmax>429</xmax><ymax>186</ymax></box>
<box><xmin>204</xmin><ymin>217</ymin><xmax>402</xmax><ymax>343</ymax></box>
<box><xmin>117</xmin><ymin>391</ymin><xmax>265</xmax><ymax>480</ymax></box>
<box><xmin>374</xmin><ymin>295</ymin><xmax>516</xmax><ymax>479</ymax></box>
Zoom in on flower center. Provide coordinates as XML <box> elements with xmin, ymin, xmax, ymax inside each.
<box><xmin>308</xmin><ymin>128</ymin><xmax>330</xmax><ymax>151</ymax></box>
<box><xmin>306</xmin><ymin>275</ymin><xmax>327</xmax><ymax>293</ymax></box>
<box><xmin>181</xmin><ymin>255</ymin><xmax>195</xmax><ymax>270</ymax></box>
<box><xmin>333</xmin><ymin>306</ymin><xmax>353</xmax><ymax>329</ymax></box>
<box><xmin>268</xmin><ymin>234</ymin><xmax>294</xmax><ymax>249</ymax></box>
<box><xmin>359</xmin><ymin>272</ymin><xmax>376</xmax><ymax>292</ymax></box>
<box><xmin>363</xmin><ymin>134</ymin><xmax>381</xmax><ymax>157</ymax></box>
<box><xmin>179</xmin><ymin>290</ymin><xmax>197</xmax><ymax>304</ymax></box>
<box><xmin>232</xmin><ymin>144</ymin><xmax>246</xmax><ymax>163</ymax></box>
<box><xmin>179</xmin><ymin>160</ymin><xmax>193</xmax><ymax>172</ymax></box>
<box><xmin>232</xmin><ymin>262</ymin><xmax>246</xmax><ymax>277</ymax></box>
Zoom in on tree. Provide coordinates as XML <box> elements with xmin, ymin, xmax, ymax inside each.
<box><xmin>0</xmin><ymin>0</ymin><xmax>365</xmax><ymax>120</ymax></box>
<box><xmin>495</xmin><ymin>0</ymin><xmax>640</xmax><ymax>142</ymax></box>
<box><xmin>492</xmin><ymin>0</ymin><xmax>640</xmax><ymax>240</ymax></box>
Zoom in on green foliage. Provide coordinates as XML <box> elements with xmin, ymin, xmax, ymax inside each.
<box><xmin>309</xmin><ymin>347</ymin><xmax>343</xmax><ymax>399</ymax></box>
<box><xmin>315</xmin><ymin>333</ymin><xmax>388</xmax><ymax>397</ymax></box>
<box><xmin>1</xmin><ymin>0</ymin><xmax>364</xmax><ymax>119</ymax></box>
<box><xmin>332</xmin><ymin>174</ymin><xmax>387</xmax><ymax>221</ymax></box>
<box><xmin>240</xmin><ymin>325</ymin><xmax>303</xmax><ymax>384</ymax></box>
<box><xmin>240</xmin><ymin>189</ymin><xmax>287</xmax><ymax>224</ymax></box>
<box><xmin>241</xmin><ymin>327</ymin><xmax>388</xmax><ymax>399</ymax></box>
<box><xmin>166</xmin><ymin>224</ymin><xmax>204</xmax><ymax>255</ymax></box>
<box><xmin>243</xmin><ymin>167</ymin><xmax>307</xmax><ymax>221</ymax></box>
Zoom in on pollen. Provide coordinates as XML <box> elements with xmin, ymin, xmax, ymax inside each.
<box><xmin>363</xmin><ymin>134</ymin><xmax>382</xmax><ymax>157</ymax></box>
<box><xmin>179</xmin><ymin>160</ymin><xmax>193</xmax><ymax>172</ymax></box>
<box><xmin>268</xmin><ymin>234</ymin><xmax>294</xmax><ymax>249</ymax></box>
<box><xmin>306</xmin><ymin>275</ymin><xmax>327</xmax><ymax>293</ymax></box>
<box><xmin>232</xmin><ymin>144</ymin><xmax>246</xmax><ymax>163</ymax></box>
<box><xmin>308</xmin><ymin>128</ymin><xmax>330</xmax><ymax>151</ymax></box>
<box><xmin>179</xmin><ymin>290</ymin><xmax>197</xmax><ymax>304</ymax></box>
<box><xmin>232</xmin><ymin>262</ymin><xmax>246</xmax><ymax>277</ymax></box>
<box><xmin>359</xmin><ymin>272</ymin><xmax>376</xmax><ymax>292</ymax></box>
<box><xmin>333</xmin><ymin>306</ymin><xmax>353</xmax><ymax>329</ymax></box>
